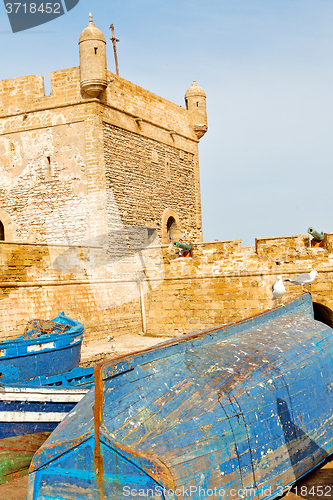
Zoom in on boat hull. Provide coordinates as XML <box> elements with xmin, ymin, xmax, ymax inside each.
<box><xmin>0</xmin><ymin>313</ymin><xmax>84</xmax><ymax>383</ymax></box>
<box><xmin>0</xmin><ymin>386</ymin><xmax>88</xmax><ymax>440</ymax></box>
<box><xmin>0</xmin><ymin>343</ymin><xmax>82</xmax><ymax>385</ymax></box>
<box><xmin>0</xmin><ymin>366</ymin><xmax>94</xmax><ymax>484</ymax></box>
<box><xmin>28</xmin><ymin>294</ymin><xmax>333</xmax><ymax>500</ymax></box>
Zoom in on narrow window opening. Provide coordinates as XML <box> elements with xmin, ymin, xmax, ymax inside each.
<box><xmin>45</xmin><ymin>156</ymin><xmax>53</xmax><ymax>181</ymax></box>
<box><xmin>165</xmin><ymin>158</ymin><xmax>171</xmax><ymax>180</ymax></box>
<box><xmin>196</xmin><ymin>101</ymin><xmax>200</xmax><ymax>107</ymax></box>
<box><xmin>0</xmin><ymin>221</ymin><xmax>4</xmax><ymax>241</ymax></box>
<box><xmin>166</xmin><ymin>216</ymin><xmax>178</xmax><ymax>243</ymax></box>
<box><xmin>94</xmin><ymin>47</ymin><xmax>98</xmax><ymax>54</ymax></box>
<box><xmin>185</xmin><ymin>98</ymin><xmax>188</xmax><ymax>110</ymax></box>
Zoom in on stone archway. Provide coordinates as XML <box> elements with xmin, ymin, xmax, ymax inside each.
<box><xmin>161</xmin><ymin>208</ymin><xmax>181</xmax><ymax>244</ymax></box>
<box><xmin>313</xmin><ymin>302</ymin><xmax>333</xmax><ymax>328</ymax></box>
<box><xmin>167</xmin><ymin>217</ymin><xmax>178</xmax><ymax>243</ymax></box>
<box><xmin>0</xmin><ymin>208</ymin><xmax>16</xmax><ymax>242</ymax></box>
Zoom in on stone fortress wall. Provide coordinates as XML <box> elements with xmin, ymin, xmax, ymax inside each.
<box><xmin>1</xmin><ymin>18</ymin><xmax>331</xmax><ymax>343</ymax></box>
<box><xmin>0</xmin><ymin>59</ymin><xmax>204</xmax><ymax>248</ymax></box>
<box><xmin>1</xmin><ymin>233</ymin><xmax>332</xmax><ymax>341</ymax></box>
<box><xmin>0</xmin><ymin>16</ymin><xmax>209</xmax><ymax>341</ymax></box>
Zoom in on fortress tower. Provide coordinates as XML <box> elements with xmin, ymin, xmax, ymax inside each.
<box><xmin>185</xmin><ymin>80</ymin><xmax>208</xmax><ymax>139</ymax></box>
<box><xmin>0</xmin><ymin>17</ymin><xmax>207</xmax><ymax>249</ymax></box>
<box><xmin>79</xmin><ymin>14</ymin><xmax>108</xmax><ymax>97</ymax></box>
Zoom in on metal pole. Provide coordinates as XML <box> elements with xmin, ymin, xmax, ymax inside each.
<box><xmin>138</xmin><ymin>277</ymin><xmax>147</xmax><ymax>334</ymax></box>
<box><xmin>110</xmin><ymin>24</ymin><xmax>119</xmax><ymax>76</ymax></box>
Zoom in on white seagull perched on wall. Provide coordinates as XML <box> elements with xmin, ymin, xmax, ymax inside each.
<box><xmin>272</xmin><ymin>275</ymin><xmax>286</xmax><ymax>304</ymax></box>
<box><xmin>285</xmin><ymin>270</ymin><xmax>318</xmax><ymax>290</ymax></box>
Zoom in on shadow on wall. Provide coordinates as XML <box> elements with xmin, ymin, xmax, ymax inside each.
<box><xmin>313</xmin><ymin>302</ymin><xmax>333</xmax><ymax>328</ymax></box>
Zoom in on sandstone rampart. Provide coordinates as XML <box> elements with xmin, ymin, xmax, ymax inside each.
<box><xmin>1</xmin><ymin>233</ymin><xmax>332</xmax><ymax>341</ymax></box>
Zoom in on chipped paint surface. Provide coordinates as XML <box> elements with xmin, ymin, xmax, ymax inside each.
<box><xmin>28</xmin><ymin>294</ymin><xmax>333</xmax><ymax>500</ymax></box>
<box><xmin>0</xmin><ymin>313</ymin><xmax>83</xmax><ymax>383</ymax></box>
<box><xmin>0</xmin><ymin>366</ymin><xmax>94</xmax><ymax>485</ymax></box>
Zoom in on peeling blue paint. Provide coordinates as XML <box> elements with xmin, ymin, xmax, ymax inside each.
<box><xmin>28</xmin><ymin>295</ymin><xmax>333</xmax><ymax>500</ymax></box>
<box><xmin>0</xmin><ymin>313</ymin><xmax>84</xmax><ymax>383</ymax></box>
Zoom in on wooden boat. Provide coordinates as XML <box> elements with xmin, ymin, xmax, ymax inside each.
<box><xmin>0</xmin><ymin>365</ymin><xmax>94</xmax><ymax>484</ymax></box>
<box><xmin>27</xmin><ymin>294</ymin><xmax>333</xmax><ymax>500</ymax></box>
<box><xmin>0</xmin><ymin>312</ymin><xmax>84</xmax><ymax>383</ymax></box>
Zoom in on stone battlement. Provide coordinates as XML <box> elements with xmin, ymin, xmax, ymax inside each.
<box><xmin>0</xmin><ymin>68</ymin><xmax>81</xmax><ymax>117</ymax></box>
<box><xmin>1</xmin><ymin>234</ymin><xmax>333</xmax><ymax>341</ymax></box>
<box><xmin>182</xmin><ymin>233</ymin><xmax>331</xmax><ymax>268</ymax></box>
<box><xmin>0</xmin><ymin>67</ymin><xmax>196</xmax><ymax>143</ymax></box>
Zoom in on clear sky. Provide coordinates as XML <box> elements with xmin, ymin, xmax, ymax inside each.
<box><xmin>1</xmin><ymin>0</ymin><xmax>333</xmax><ymax>246</ymax></box>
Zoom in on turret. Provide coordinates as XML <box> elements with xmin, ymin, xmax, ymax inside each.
<box><xmin>78</xmin><ymin>14</ymin><xmax>108</xmax><ymax>98</ymax></box>
<box><xmin>185</xmin><ymin>80</ymin><xmax>207</xmax><ymax>139</ymax></box>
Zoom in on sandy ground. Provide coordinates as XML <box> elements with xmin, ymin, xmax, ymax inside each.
<box><xmin>80</xmin><ymin>333</ymin><xmax>173</xmax><ymax>367</ymax></box>
<box><xmin>286</xmin><ymin>455</ymin><xmax>333</xmax><ymax>499</ymax></box>
<box><xmin>0</xmin><ymin>475</ymin><xmax>30</xmax><ymax>500</ymax></box>
<box><xmin>2</xmin><ymin>333</ymin><xmax>333</xmax><ymax>499</ymax></box>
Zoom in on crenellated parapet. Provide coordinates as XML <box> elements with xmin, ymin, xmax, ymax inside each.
<box><xmin>0</xmin><ymin>67</ymin><xmax>82</xmax><ymax>120</ymax></box>
<box><xmin>0</xmin><ymin>74</ymin><xmax>46</xmax><ymax>116</ymax></box>
<box><xmin>255</xmin><ymin>234</ymin><xmax>311</xmax><ymax>259</ymax></box>
<box><xmin>1</xmin><ymin>232</ymin><xmax>333</xmax><ymax>341</ymax></box>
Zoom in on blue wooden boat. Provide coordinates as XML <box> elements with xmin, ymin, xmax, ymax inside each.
<box><xmin>0</xmin><ymin>366</ymin><xmax>94</xmax><ymax>440</ymax></box>
<box><xmin>0</xmin><ymin>312</ymin><xmax>84</xmax><ymax>383</ymax></box>
<box><xmin>27</xmin><ymin>294</ymin><xmax>333</xmax><ymax>500</ymax></box>
<box><xmin>0</xmin><ymin>366</ymin><xmax>94</xmax><ymax>484</ymax></box>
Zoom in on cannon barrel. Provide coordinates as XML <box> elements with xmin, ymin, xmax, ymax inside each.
<box><xmin>308</xmin><ymin>227</ymin><xmax>324</xmax><ymax>242</ymax></box>
<box><xmin>173</xmin><ymin>241</ymin><xmax>192</xmax><ymax>251</ymax></box>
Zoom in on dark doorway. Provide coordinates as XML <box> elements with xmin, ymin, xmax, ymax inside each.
<box><xmin>0</xmin><ymin>221</ymin><xmax>4</xmax><ymax>241</ymax></box>
<box><xmin>166</xmin><ymin>216</ymin><xmax>178</xmax><ymax>243</ymax></box>
<box><xmin>313</xmin><ymin>302</ymin><xmax>333</xmax><ymax>328</ymax></box>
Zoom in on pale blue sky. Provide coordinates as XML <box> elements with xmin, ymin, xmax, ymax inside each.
<box><xmin>1</xmin><ymin>1</ymin><xmax>333</xmax><ymax>245</ymax></box>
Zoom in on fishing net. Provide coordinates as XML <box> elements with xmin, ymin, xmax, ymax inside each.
<box><xmin>23</xmin><ymin>320</ymin><xmax>71</xmax><ymax>339</ymax></box>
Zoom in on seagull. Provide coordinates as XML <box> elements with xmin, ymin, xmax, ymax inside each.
<box><xmin>285</xmin><ymin>270</ymin><xmax>318</xmax><ymax>290</ymax></box>
<box><xmin>272</xmin><ymin>275</ymin><xmax>286</xmax><ymax>304</ymax></box>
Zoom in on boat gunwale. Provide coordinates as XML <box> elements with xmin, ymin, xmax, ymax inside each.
<box><xmin>0</xmin><ymin>337</ymin><xmax>83</xmax><ymax>360</ymax></box>
<box><xmin>0</xmin><ymin>386</ymin><xmax>90</xmax><ymax>395</ymax></box>
<box><xmin>94</xmin><ymin>292</ymin><xmax>310</xmax><ymax>380</ymax></box>
<box><xmin>0</xmin><ymin>314</ymin><xmax>84</xmax><ymax>350</ymax></box>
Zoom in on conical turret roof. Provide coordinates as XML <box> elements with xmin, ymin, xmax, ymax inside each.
<box><xmin>185</xmin><ymin>80</ymin><xmax>206</xmax><ymax>98</ymax></box>
<box><xmin>79</xmin><ymin>14</ymin><xmax>106</xmax><ymax>44</ymax></box>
